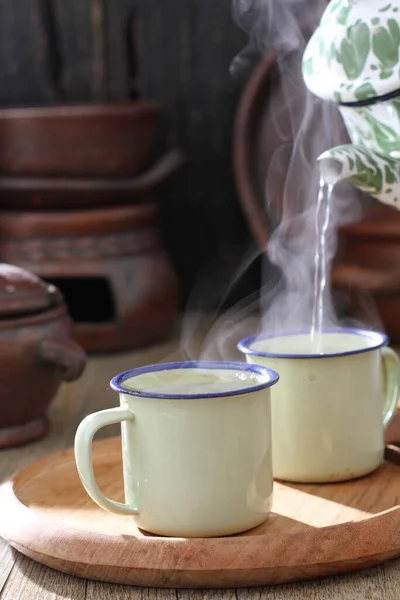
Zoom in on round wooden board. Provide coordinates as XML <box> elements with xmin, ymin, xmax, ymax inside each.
<box><xmin>1</xmin><ymin>437</ymin><xmax>400</xmax><ymax>588</ymax></box>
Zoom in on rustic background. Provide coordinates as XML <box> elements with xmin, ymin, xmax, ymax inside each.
<box><xmin>0</xmin><ymin>0</ymin><xmax>260</xmax><ymax>305</ymax></box>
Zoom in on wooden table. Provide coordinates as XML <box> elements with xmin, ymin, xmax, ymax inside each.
<box><xmin>1</xmin><ymin>331</ymin><xmax>400</xmax><ymax>599</ymax></box>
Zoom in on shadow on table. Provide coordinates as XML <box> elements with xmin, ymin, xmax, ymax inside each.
<box><xmin>281</xmin><ymin>459</ymin><xmax>400</xmax><ymax>517</ymax></box>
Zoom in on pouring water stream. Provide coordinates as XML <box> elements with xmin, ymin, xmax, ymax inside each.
<box><xmin>310</xmin><ymin>179</ymin><xmax>333</xmax><ymax>352</ymax></box>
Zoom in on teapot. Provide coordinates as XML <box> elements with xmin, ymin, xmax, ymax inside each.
<box><xmin>302</xmin><ymin>0</ymin><xmax>400</xmax><ymax>208</ymax></box>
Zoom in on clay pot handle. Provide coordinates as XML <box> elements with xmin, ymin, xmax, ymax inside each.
<box><xmin>127</xmin><ymin>149</ymin><xmax>185</xmax><ymax>192</ymax></box>
<box><xmin>39</xmin><ymin>336</ymin><xmax>86</xmax><ymax>382</ymax></box>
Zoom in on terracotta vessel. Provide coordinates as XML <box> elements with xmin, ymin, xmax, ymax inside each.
<box><xmin>0</xmin><ymin>264</ymin><xmax>86</xmax><ymax>449</ymax></box>
<box><xmin>0</xmin><ymin>205</ymin><xmax>180</xmax><ymax>353</ymax></box>
<box><xmin>0</xmin><ymin>102</ymin><xmax>158</xmax><ymax>179</ymax></box>
<box><xmin>0</xmin><ymin>150</ymin><xmax>183</xmax><ymax>210</ymax></box>
<box><xmin>332</xmin><ymin>204</ymin><xmax>400</xmax><ymax>342</ymax></box>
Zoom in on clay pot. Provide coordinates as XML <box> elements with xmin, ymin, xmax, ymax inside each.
<box><xmin>332</xmin><ymin>204</ymin><xmax>400</xmax><ymax>342</ymax></box>
<box><xmin>0</xmin><ymin>150</ymin><xmax>183</xmax><ymax>211</ymax></box>
<box><xmin>0</xmin><ymin>102</ymin><xmax>158</xmax><ymax>179</ymax></box>
<box><xmin>0</xmin><ymin>204</ymin><xmax>180</xmax><ymax>353</ymax></box>
<box><xmin>0</xmin><ymin>264</ymin><xmax>86</xmax><ymax>449</ymax></box>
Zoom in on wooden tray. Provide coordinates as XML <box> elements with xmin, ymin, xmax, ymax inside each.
<box><xmin>1</xmin><ymin>437</ymin><xmax>400</xmax><ymax>589</ymax></box>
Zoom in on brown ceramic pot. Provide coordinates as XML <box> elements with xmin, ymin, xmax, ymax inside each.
<box><xmin>0</xmin><ymin>205</ymin><xmax>180</xmax><ymax>353</ymax></box>
<box><xmin>0</xmin><ymin>102</ymin><xmax>158</xmax><ymax>178</ymax></box>
<box><xmin>332</xmin><ymin>204</ymin><xmax>400</xmax><ymax>342</ymax></box>
<box><xmin>0</xmin><ymin>264</ymin><xmax>86</xmax><ymax>449</ymax></box>
<box><xmin>0</xmin><ymin>150</ymin><xmax>183</xmax><ymax>210</ymax></box>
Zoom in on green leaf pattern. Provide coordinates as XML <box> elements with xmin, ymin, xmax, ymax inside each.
<box><xmin>341</xmin><ymin>101</ymin><xmax>400</xmax><ymax>155</ymax></box>
<box><xmin>354</xmin><ymin>82</ymin><xmax>377</xmax><ymax>100</ymax></box>
<box><xmin>321</xmin><ymin>145</ymin><xmax>400</xmax><ymax>206</ymax></box>
<box><xmin>337</xmin><ymin>4</ymin><xmax>352</xmax><ymax>26</ymax></box>
<box><xmin>363</xmin><ymin>110</ymin><xmax>400</xmax><ymax>153</ymax></box>
<box><xmin>303</xmin><ymin>58</ymin><xmax>313</xmax><ymax>77</ymax></box>
<box><xmin>337</xmin><ymin>21</ymin><xmax>370</xmax><ymax>79</ymax></box>
<box><xmin>372</xmin><ymin>25</ymin><xmax>399</xmax><ymax>70</ymax></box>
<box><xmin>388</xmin><ymin>18</ymin><xmax>400</xmax><ymax>46</ymax></box>
<box><xmin>303</xmin><ymin>1</ymin><xmax>400</xmax><ymax>208</ymax></box>
<box><xmin>379</xmin><ymin>4</ymin><xmax>393</xmax><ymax>13</ymax></box>
<box><xmin>303</xmin><ymin>1</ymin><xmax>400</xmax><ymax>102</ymax></box>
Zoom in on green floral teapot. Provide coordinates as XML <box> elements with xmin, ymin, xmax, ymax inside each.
<box><xmin>302</xmin><ymin>0</ymin><xmax>400</xmax><ymax>209</ymax></box>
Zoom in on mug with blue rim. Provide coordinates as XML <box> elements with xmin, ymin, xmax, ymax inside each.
<box><xmin>238</xmin><ymin>328</ymin><xmax>400</xmax><ymax>483</ymax></box>
<box><xmin>74</xmin><ymin>360</ymin><xmax>279</xmax><ymax>537</ymax></box>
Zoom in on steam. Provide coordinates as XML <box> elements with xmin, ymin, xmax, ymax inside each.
<box><xmin>180</xmin><ymin>0</ymin><xmax>380</xmax><ymax>361</ymax></box>
<box><xmin>180</xmin><ymin>244</ymin><xmax>264</xmax><ymax>361</ymax></box>
<box><xmin>230</xmin><ymin>0</ymin><xmax>324</xmax><ymax>80</ymax></box>
<box><xmin>232</xmin><ymin>0</ymin><xmax>378</xmax><ymax>338</ymax></box>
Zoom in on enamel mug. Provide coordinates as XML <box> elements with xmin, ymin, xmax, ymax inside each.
<box><xmin>74</xmin><ymin>360</ymin><xmax>279</xmax><ymax>537</ymax></box>
<box><xmin>238</xmin><ymin>329</ymin><xmax>400</xmax><ymax>483</ymax></box>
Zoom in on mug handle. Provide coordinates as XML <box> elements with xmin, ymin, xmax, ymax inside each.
<box><xmin>382</xmin><ymin>347</ymin><xmax>400</xmax><ymax>428</ymax></box>
<box><xmin>74</xmin><ymin>407</ymin><xmax>138</xmax><ymax>515</ymax></box>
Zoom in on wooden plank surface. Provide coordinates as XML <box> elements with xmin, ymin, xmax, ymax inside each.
<box><xmin>0</xmin><ymin>0</ymin><xmax>57</xmax><ymax>105</ymax></box>
<box><xmin>103</xmin><ymin>0</ymin><xmax>137</xmax><ymax>101</ymax></box>
<box><xmin>51</xmin><ymin>0</ymin><xmax>107</xmax><ymax>102</ymax></box>
<box><xmin>133</xmin><ymin>0</ymin><xmax>253</xmax><ymax>300</ymax></box>
<box><xmin>3</xmin><ymin>436</ymin><xmax>400</xmax><ymax>587</ymax></box>
<box><xmin>1</xmin><ymin>327</ymin><xmax>400</xmax><ymax>597</ymax></box>
<box><xmin>0</xmin><ymin>540</ymin><xmax>14</xmax><ymax>592</ymax></box>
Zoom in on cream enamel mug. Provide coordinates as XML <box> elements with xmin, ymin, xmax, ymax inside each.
<box><xmin>74</xmin><ymin>361</ymin><xmax>279</xmax><ymax>537</ymax></box>
<box><xmin>238</xmin><ymin>329</ymin><xmax>400</xmax><ymax>483</ymax></box>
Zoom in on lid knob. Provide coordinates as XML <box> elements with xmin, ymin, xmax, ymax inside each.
<box><xmin>0</xmin><ymin>263</ymin><xmax>63</xmax><ymax>318</ymax></box>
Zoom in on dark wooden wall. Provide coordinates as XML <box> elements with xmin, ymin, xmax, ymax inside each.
<box><xmin>0</xmin><ymin>0</ymin><xmax>259</xmax><ymax>304</ymax></box>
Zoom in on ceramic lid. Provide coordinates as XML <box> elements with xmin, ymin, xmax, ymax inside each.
<box><xmin>0</xmin><ymin>263</ymin><xmax>62</xmax><ymax>317</ymax></box>
<box><xmin>303</xmin><ymin>0</ymin><xmax>400</xmax><ymax>103</ymax></box>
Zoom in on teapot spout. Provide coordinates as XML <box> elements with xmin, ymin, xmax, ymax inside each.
<box><xmin>318</xmin><ymin>150</ymin><xmax>356</xmax><ymax>186</ymax></box>
<box><xmin>318</xmin><ymin>145</ymin><xmax>400</xmax><ymax>210</ymax></box>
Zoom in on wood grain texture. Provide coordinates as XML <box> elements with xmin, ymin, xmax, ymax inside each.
<box><xmin>0</xmin><ymin>0</ymin><xmax>57</xmax><ymax>105</ymax></box>
<box><xmin>103</xmin><ymin>0</ymin><xmax>137</xmax><ymax>101</ymax></box>
<box><xmin>0</xmin><ymin>539</ymin><xmax>15</xmax><ymax>593</ymax></box>
<box><xmin>1</xmin><ymin>332</ymin><xmax>400</xmax><ymax>597</ymax></box>
<box><xmin>49</xmin><ymin>0</ymin><xmax>105</xmax><ymax>101</ymax></box>
<box><xmin>133</xmin><ymin>0</ymin><xmax>253</xmax><ymax>300</ymax></box>
<box><xmin>2</xmin><ymin>552</ymin><xmax>86</xmax><ymax>600</ymax></box>
<box><xmin>1</xmin><ymin>436</ymin><xmax>400</xmax><ymax>588</ymax></box>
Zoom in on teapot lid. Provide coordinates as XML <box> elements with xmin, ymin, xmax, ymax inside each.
<box><xmin>303</xmin><ymin>0</ymin><xmax>400</xmax><ymax>104</ymax></box>
<box><xmin>0</xmin><ymin>263</ymin><xmax>63</xmax><ymax>317</ymax></box>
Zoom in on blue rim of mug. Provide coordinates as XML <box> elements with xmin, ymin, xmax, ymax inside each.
<box><xmin>110</xmin><ymin>360</ymin><xmax>279</xmax><ymax>399</ymax></box>
<box><xmin>237</xmin><ymin>327</ymin><xmax>389</xmax><ymax>360</ymax></box>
